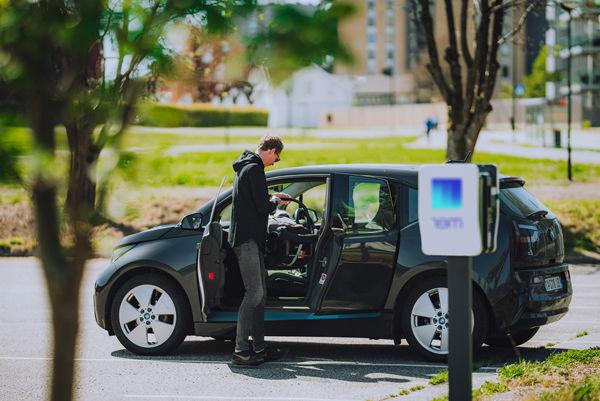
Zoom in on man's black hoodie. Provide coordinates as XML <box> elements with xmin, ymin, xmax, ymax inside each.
<box><xmin>228</xmin><ymin>150</ymin><xmax>278</xmax><ymax>250</ymax></box>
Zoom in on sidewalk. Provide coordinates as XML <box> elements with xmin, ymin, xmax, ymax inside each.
<box><xmin>407</xmin><ymin>130</ymin><xmax>600</xmax><ymax>165</ymax></box>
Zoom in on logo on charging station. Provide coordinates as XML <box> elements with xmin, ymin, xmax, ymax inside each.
<box><xmin>431</xmin><ymin>178</ymin><xmax>464</xmax><ymax>229</ymax></box>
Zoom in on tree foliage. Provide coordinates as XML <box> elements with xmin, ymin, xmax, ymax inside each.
<box><xmin>524</xmin><ymin>46</ymin><xmax>560</xmax><ymax>98</ymax></box>
<box><xmin>0</xmin><ymin>1</ymin><xmax>353</xmax><ymax>401</ymax></box>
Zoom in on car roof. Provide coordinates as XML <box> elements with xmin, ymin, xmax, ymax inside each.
<box><xmin>266</xmin><ymin>163</ymin><xmax>520</xmax><ymax>183</ymax></box>
<box><xmin>266</xmin><ymin>164</ymin><xmax>420</xmax><ymax>179</ymax></box>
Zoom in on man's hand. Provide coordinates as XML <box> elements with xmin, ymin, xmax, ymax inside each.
<box><xmin>271</xmin><ymin>192</ymin><xmax>291</xmax><ymax>205</ymax></box>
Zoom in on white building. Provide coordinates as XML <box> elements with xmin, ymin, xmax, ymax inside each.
<box><xmin>256</xmin><ymin>66</ymin><xmax>354</xmax><ymax>128</ymax></box>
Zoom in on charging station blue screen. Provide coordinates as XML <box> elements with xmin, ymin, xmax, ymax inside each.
<box><xmin>432</xmin><ymin>179</ymin><xmax>462</xmax><ymax>209</ymax></box>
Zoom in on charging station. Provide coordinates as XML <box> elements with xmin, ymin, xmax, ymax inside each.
<box><xmin>418</xmin><ymin>164</ymin><xmax>499</xmax><ymax>401</ymax></box>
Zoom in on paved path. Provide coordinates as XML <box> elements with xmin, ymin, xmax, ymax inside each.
<box><xmin>0</xmin><ymin>258</ymin><xmax>598</xmax><ymax>401</ymax></box>
<box><xmin>407</xmin><ymin>130</ymin><xmax>600</xmax><ymax>165</ymax></box>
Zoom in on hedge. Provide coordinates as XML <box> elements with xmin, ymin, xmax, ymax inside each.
<box><xmin>135</xmin><ymin>103</ymin><xmax>269</xmax><ymax>127</ymax></box>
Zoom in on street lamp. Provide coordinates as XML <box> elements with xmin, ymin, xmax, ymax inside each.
<box><xmin>560</xmin><ymin>1</ymin><xmax>577</xmax><ymax>181</ymax></box>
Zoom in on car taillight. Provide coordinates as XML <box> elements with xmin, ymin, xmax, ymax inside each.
<box><xmin>208</xmin><ymin>272</ymin><xmax>215</xmax><ymax>280</ymax></box>
<box><xmin>512</xmin><ymin>221</ymin><xmax>540</xmax><ymax>259</ymax></box>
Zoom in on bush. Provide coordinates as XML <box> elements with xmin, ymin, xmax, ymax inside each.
<box><xmin>135</xmin><ymin>103</ymin><xmax>269</xmax><ymax>127</ymax></box>
<box><xmin>0</xmin><ymin>103</ymin><xmax>25</xmax><ymax>127</ymax></box>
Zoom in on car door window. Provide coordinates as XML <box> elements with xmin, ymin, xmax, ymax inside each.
<box><xmin>333</xmin><ymin>175</ymin><xmax>396</xmax><ymax>234</ymax></box>
<box><xmin>268</xmin><ymin>180</ymin><xmax>327</xmax><ymax>222</ymax></box>
<box><xmin>218</xmin><ymin>202</ymin><xmax>232</xmax><ymax>226</ymax></box>
<box><xmin>408</xmin><ymin>187</ymin><xmax>418</xmax><ymax>224</ymax></box>
<box><xmin>218</xmin><ymin>180</ymin><xmax>327</xmax><ymax>227</ymax></box>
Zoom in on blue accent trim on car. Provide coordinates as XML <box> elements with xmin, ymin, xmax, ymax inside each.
<box><xmin>206</xmin><ymin>311</ymin><xmax>382</xmax><ymax>322</ymax></box>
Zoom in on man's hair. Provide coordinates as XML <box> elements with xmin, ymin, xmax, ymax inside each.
<box><xmin>258</xmin><ymin>135</ymin><xmax>284</xmax><ymax>154</ymax></box>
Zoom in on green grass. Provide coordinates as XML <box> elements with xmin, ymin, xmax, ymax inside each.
<box><xmin>545</xmin><ymin>342</ymin><xmax>558</xmax><ymax>348</ymax></box>
<box><xmin>429</xmin><ymin>370</ymin><xmax>449</xmax><ymax>385</ymax></box>
<box><xmin>428</xmin><ymin>349</ymin><xmax>600</xmax><ymax>401</ymax></box>
<box><xmin>576</xmin><ymin>331</ymin><xmax>589</xmax><ymax>339</ymax></box>
<box><xmin>386</xmin><ymin>385</ymin><xmax>425</xmax><ymax>398</ymax></box>
<box><xmin>534</xmin><ymin>376</ymin><xmax>600</xmax><ymax>401</ymax></box>
<box><xmin>2</xmin><ymin>127</ymin><xmax>600</xmax><ymax>256</ymax></box>
<box><xmin>4</xmin><ymin>127</ymin><xmax>600</xmax><ymax>188</ymax></box>
<box><xmin>473</xmin><ymin>380</ymin><xmax>509</xmax><ymax>398</ymax></box>
<box><xmin>545</xmin><ymin>200</ymin><xmax>600</xmax><ymax>255</ymax></box>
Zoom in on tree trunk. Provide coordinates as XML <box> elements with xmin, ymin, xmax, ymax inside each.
<box><xmin>446</xmin><ymin>102</ymin><xmax>492</xmax><ymax>162</ymax></box>
<box><xmin>46</xmin><ymin>269</ymin><xmax>82</xmax><ymax>401</ymax></box>
<box><xmin>446</xmin><ymin>125</ymin><xmax>468</xmax><ymax>161</ymax></box>
<box><xmin>446</xmin><ymin>106</ymin><xmax>468</xmax><ymax>161</ymax></box>
<box><xmin>65</xmin><ymin>122</ymin><xmax>100</xmax><ymax>221</ymax></box>
<box><xmin>29</xmin><ymin>98</ymin><xmax>89</xmax><ymax>401</ymax></box>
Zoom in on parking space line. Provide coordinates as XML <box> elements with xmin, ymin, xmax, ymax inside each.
<box><xmin>125</xmin><ymin>396</ymin><xmax>360</xmax><ymax>401</ymax></box>
<box><xmin>0</xmin><ymin>355</ymin><xmax>500</xmax><ymax>371</ymax></box>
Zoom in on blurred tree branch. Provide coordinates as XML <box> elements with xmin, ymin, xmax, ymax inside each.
<box><xmin>0</xmin><ymin>2</ymin><xmax>353</xmax><ymax>401</ymax></box>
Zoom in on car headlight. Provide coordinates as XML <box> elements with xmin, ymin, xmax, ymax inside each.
<box><xmin>110</xmin><ymin>244</ymin><xmax>136</xmax><ymax>263</ymax></box>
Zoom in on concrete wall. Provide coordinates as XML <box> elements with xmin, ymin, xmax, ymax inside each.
<box><xmin>320</xmin><ymin>97</ymin><xmax>583</xmax><ymax>130</ymax></box>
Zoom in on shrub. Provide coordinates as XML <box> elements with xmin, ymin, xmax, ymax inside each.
<box><xmin>135</xmin><ymin>103</ymin><xmax>269</xmax><ymax>127</ymax></box>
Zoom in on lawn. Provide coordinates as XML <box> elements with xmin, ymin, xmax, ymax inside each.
<box><xmin>1</xmin><ymin>126</ymin><xmax>599</xmax><ymax>257</ymax></box>
<box><xmin>3</xmin><ymin>126</ymin><xmax>600</xmax><ymax>188</ymax></box>
<box><xmin>429</xmin><ymin>348</ymin><xmax>600</xmax><ymax>401</ymax></box>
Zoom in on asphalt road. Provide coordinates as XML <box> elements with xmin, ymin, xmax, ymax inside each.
<box><xmin>1</xmin><ymin>258</ymin><xmax>599</xmax><ymax>401</ymax></box>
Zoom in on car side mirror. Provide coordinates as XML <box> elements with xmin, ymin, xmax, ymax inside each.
<box><xmin>180</xmin><ymin>212</ymin><xmax>204</xmax><ymax>230</ymax></box>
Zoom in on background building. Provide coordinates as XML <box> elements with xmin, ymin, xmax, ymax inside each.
<box><xmin>336</xmin><ymin>0</ymin><xmax>544</xmax><ymax>106</ymax></box>
<box><xmin>546</xmin><ymin>0</ymin><xmax>600</xmax><ymax>126</ymax></box>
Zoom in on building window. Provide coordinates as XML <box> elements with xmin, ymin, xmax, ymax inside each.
<box><xmin>501</xmin><ymin>65</ymin><xmax>509</xmax><ymax>78</ymax></box>
<box><xmin>367</xmin><ymin>32</ymin><xmax>376</xmax><ymax>44</ymax></box>
<box><xmin>367</xmin><ymin>59</ymin><xmax>376</xmax><ymax>74</ymax></box>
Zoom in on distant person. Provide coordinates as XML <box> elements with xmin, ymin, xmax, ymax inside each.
<box><xmin>425</xmin><ymin>117</ymin><xmax>435</xmax><ymax>141</ymax></box>
<box><xmin>229</xmin><ymin>135</ymin><xmax>290</xmax><ymax>367</ymax></box>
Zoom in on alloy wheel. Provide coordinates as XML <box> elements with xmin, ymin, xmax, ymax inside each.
<box><xmin>118</xmin><ymin>284</ymin><xmax>177</xmax><ymax>348</ymax></box>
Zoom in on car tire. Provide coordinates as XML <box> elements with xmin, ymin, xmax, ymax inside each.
<box><xmin>485</xmin><ymin>327</ymin><xmax>540</xmax><ymax>348</ymax></box>
<box><xmin>400</xmin><ymin>276</ymin><xmax>488</xmax><ymax>362</ymax></box>
<box><xmin>111</xmin><ymin>274</ymin><xmax>189</xmax><ymax>355</ymax></box>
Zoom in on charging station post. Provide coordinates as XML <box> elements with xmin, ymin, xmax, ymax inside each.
<box><xmin>418</xmin><ymin>164</ymin><xmax>499</xmax><ymax>401</ymax></box>
<box><xmin>447</xmin><ymin>255</ymin><xmax>472</xmax><ymax>400</ymax></box>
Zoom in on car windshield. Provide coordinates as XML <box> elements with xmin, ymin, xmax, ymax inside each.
<box><xmin>500</xmin><ymin>185</ymin><xmax>553</xmax><ymax>219</ymax></box>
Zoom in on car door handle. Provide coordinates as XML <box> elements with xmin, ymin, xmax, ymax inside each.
<box><xmin>319</xmin><ymin>256</ymin><xmax>328</xmax><ymax>267</ymax></box>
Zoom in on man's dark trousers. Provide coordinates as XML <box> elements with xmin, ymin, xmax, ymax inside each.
<box><xmin>233</xmin><ymin>239</ymin><xmax>267</xmax><ymax>353</ymax></box>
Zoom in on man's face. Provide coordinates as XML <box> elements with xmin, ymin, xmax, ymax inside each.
<box><xmin>263</xmin><ymin>148</ymin><xmax>281</xmax><ymax>167</ymax></box>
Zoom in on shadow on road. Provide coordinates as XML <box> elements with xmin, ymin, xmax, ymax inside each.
<box><xmin>110</xmin><ymin>338</ymin><xmax>574</xmax><ymax>383</ymax></box>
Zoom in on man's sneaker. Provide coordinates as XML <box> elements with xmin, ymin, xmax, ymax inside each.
<box><xmin>232</xmin><ymin>350</ymin><xmax>264</xmax><ymax>367</ymax></box>
<box><xmin>254</xmin><ymin>346</ymin><xmax>288</xmax><ymax>362</ymax></box>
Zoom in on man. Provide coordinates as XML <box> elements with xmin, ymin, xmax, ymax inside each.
<box><xmin>229</xmin><ymin>135</ymin><xmax>290</xmax><ymax>367</ymax></box>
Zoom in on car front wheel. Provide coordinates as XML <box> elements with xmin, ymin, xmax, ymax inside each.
<box><xmin>111</xmin><ymin>274</ymin><xmax>189</xmax><ymax>355</ymax></box>
<box><xmin>400</xmin><ymin>276</ymin><xmax>488</xmax><ymax>362</ymax></box>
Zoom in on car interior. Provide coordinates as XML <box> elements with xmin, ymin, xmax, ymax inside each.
<box><xmin>214</xmin><ymin>179</ymin><xmax>328</xmax><ymax>308</ymax></box>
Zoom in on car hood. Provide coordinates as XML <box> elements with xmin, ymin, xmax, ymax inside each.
<box><xmin>114</xmin><ymin>224</ymin><xmax>175</xmax><ymax>247</ymax></box>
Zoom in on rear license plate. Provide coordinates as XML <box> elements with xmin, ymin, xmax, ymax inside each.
<box><xmin>544</xmin><ymin>276</ymin><xmax>563</xmax><ymax>292</ymax></box>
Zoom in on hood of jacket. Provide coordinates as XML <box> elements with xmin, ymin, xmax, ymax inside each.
<box><xmin>232</xmin><ymin>149</ymin><xmax>263</xmax><ymax>173</ymax></box>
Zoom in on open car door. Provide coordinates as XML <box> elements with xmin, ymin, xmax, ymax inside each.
<box><xmin>307</xmin><ymin>174</ymin><xmax>399</xmax><ymax>314</ymax></box>
<box><xmin>197</xmin><ymin>178</ymin><xmax>227</xmax><ymax>321</ymax></box>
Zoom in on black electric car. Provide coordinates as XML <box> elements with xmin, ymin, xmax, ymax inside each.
<box><xmin>94</xmin><ymin>164</ymin><xmax>572</xmax><ymax>361</ymax></box>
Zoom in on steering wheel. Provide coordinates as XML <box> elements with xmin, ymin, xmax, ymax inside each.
<box><xmin>278</xmin><ymin>197</ymin><xmax>315</xmax><ymax>233</ymax></box>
